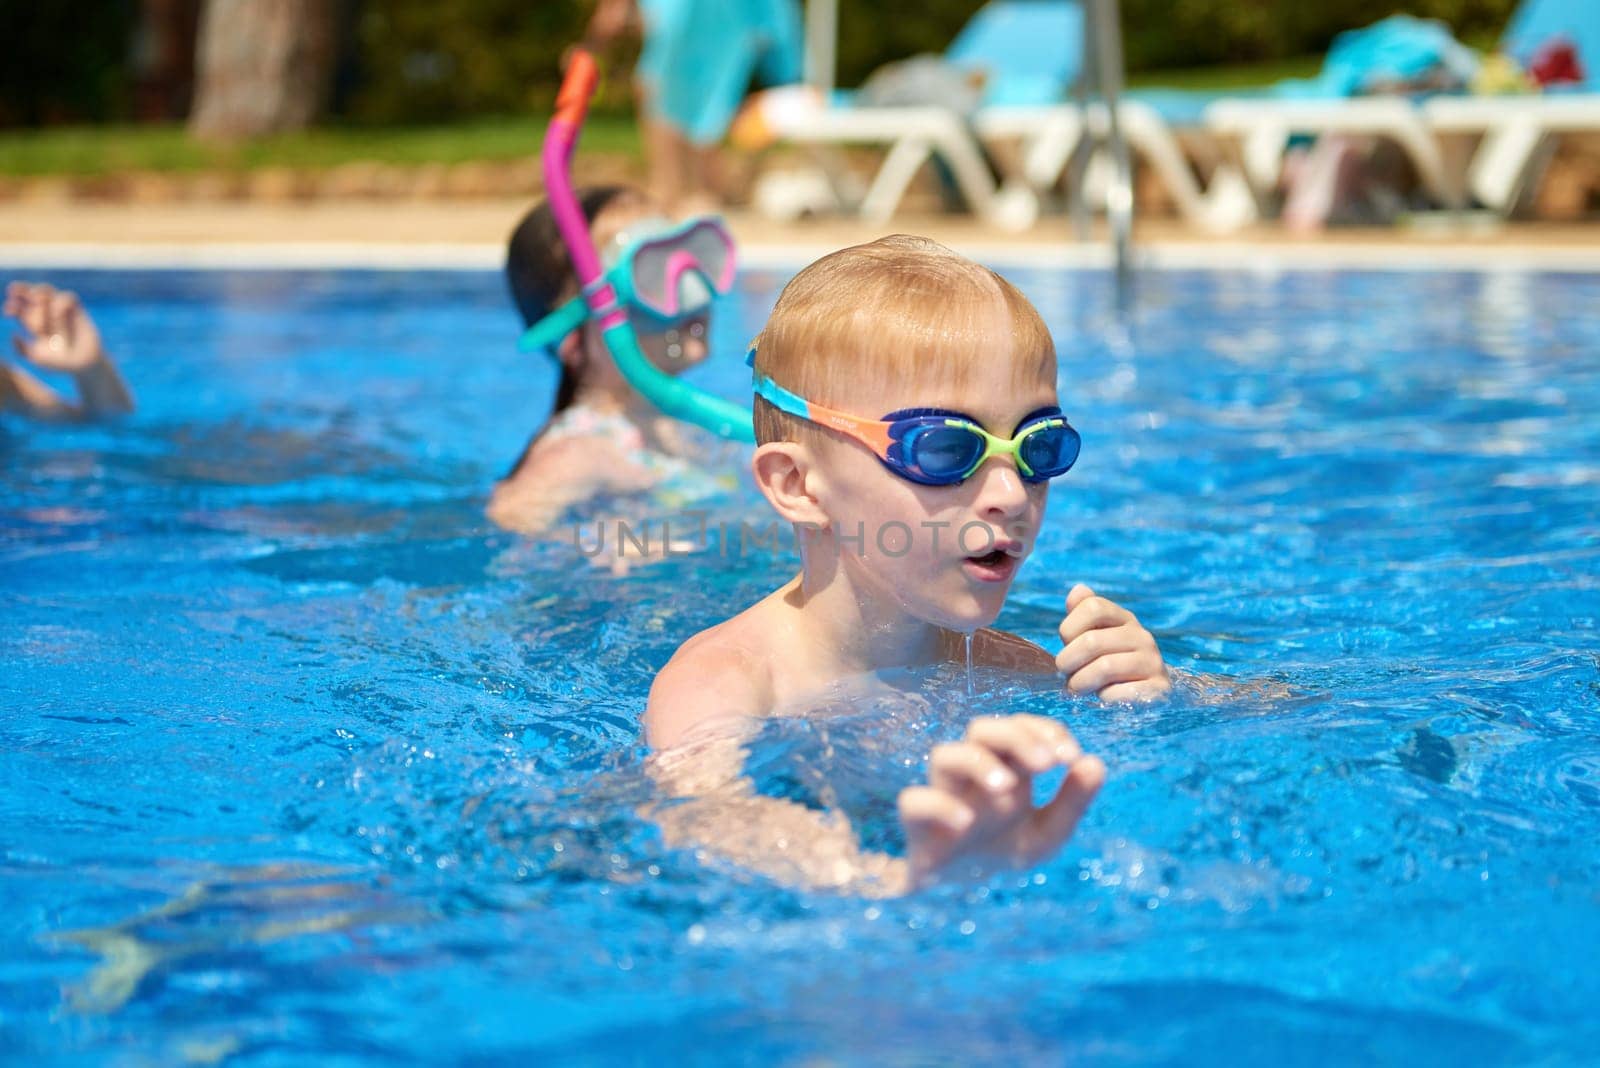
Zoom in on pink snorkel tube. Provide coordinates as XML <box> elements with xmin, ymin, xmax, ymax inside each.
<box><xmin>542</xmin><ymin>50</ymin><xmax>754</xmax><ymax>443</ymax></box>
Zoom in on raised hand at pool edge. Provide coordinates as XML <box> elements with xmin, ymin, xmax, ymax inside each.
<box><xmin>3</xmin><ymin>281</ymin><xmax>133</xmax><ymax>418</ymax></box>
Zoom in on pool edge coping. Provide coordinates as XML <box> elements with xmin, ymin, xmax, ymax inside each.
<box><xmin>5</xmin><ymin>241</ymin><xmax>1600</xmax><ymax>273</ymax></box>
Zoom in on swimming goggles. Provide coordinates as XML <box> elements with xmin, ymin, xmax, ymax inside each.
<box><xmin>749</xmin><ymin>355</ymin><xmax>1081</xmax><ymax>487</ymax></box>
<box><xmin>518</xmin><ymin>215</ymin><xmax>736</xmax><ymax>353</ymax></box>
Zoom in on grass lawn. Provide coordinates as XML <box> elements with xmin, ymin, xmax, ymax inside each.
<box><xmin>0</xmin><ymin>114</ymin><xmax>642</xmax><ymax>177</ymax></box>
<box><xmin>1126</xmin><ymin>54</ymin><xmax>1323</xmax><ymax>91</ymax></box>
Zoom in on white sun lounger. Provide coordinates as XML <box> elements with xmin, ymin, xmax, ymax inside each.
<box><xmin>973</xmin><ymin>99</ymin><xmax>1258</xmax><ymax>232</ymax></box>
<box><xmin>970</xmin><ymin>104</ymin><xmax>1086</xmax><ymax>205</ymax></box>
<box><xmin>770</xmin><ymin>102</ymin><xmax>1040</xmax><ymax>229</ymax></box>
<box><xmin>1203</xmin><ymin>96</ymin><xmax>1467</xmax><ymax>213</ymax></box>
<box><xmin>760</xmin><ymin>1</ymin><xmax>1082</xmax><ymax>230</ymax></box>
<box><xmin>1424</xmin><ymin>93</ymin><xmax>1600</xmax><ymax>213</ymax></box>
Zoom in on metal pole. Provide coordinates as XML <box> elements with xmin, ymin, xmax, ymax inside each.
<box><xmin>1087</xmin><ymin>0</ymin><xmax>1133</xmax><ymax>299</ymax></box>
<box><xmin>1068</xmin><ymin>1</ymin><xmax>1095</xmax><ymax>241</ymax></box>
<box><xmin>804</xmin><ymin>0</ymin><xmax>837</xmax><ymax>93</ymax></box>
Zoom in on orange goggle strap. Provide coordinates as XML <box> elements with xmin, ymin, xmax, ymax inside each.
<box><xmin>751</xmin><ymin>368</ymin><xmax>896</xmax><ymax>458</ymax></box>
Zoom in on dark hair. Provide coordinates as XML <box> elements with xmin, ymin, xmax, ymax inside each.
<box><xmin>502</xmin><ymin>185</ymin><xmax>639</xmax><ymax>479</ymax></box>
<box><xmin>505</xmin><ymin>184</ymin><xmax>634</xmax><ymax>414</ymax></box>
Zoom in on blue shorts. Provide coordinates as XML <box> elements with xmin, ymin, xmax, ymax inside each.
<box><xmin>637</xmin><ymin>0</ymin><xmax>803</xmax><ymax>144</ymax></box>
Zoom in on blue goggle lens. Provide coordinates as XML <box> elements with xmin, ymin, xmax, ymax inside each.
<box><xmin>1018</xmin><ymin>422</ymin><xmax>1081</xmax><ymax>479</ymax></box>
<box><xmin>906</xmin><ymin>424</ymin><xmax>986</xmax><ymax>482</ymax></box>
<box><xmin>894</xmin><ymin>419</ymin><xmax>1081</xmax><ymax>486</ymax></box>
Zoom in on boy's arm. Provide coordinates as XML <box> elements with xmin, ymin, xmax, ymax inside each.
<box><xmin>1055</xmin><ymin>583</ymin><xmax>1170</xmax><ymax>702</ymax></box>
<box><xmin>646</xmin><ymin>648</ymin><xmax>1102</xmax><ymax>895</ymax></box>
<box><xmin>643</xmin><ymin>639</ymin><xmax>771</xmax><ymax>751</ymax></box>
<box><xmin>646</xmin><ymin>648</ymin><xmax>914</xmax><ymax>895</ymax></box>
<box><xmin>648</xmin><ymin>728</ymin><xmax>914</xmax><ymax>897</ymax></box>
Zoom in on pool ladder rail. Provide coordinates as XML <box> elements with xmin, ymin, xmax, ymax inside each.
<box><xmin>1085</xmin><ymin>0</ymin><xmax>1134</xmax><ymax>300</ymax></box>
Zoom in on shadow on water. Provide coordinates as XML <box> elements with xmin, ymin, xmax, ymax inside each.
<box><xmin>45</xmin><ymin>862</ymin><xmax>419</xmax><ymax>1016</ymax></box>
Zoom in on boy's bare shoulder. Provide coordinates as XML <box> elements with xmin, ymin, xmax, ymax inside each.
<box><xmin>645</xmin><ymin>608</ymin><xmax>778</xmax><ymax>749</ymax></box>
<box><xmin>973</xmin><ymin>627</ymin><xmax>1058</xmax><ymax>673</ymax></box>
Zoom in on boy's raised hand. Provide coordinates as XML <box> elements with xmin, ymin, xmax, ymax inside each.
<box><xmin>5</xmin><ymin>282</ymin><xmax>106</xmax><ymax>375</ymax></box>
<box><xmin>1056</xmin><ymin>583</ymin><xmax>1170</xmax><ymax>702</ymax></box>
<box><xmin>898</xmin><ymin>714</ymin><xmax>1105</xmax><ymax>886</ymax></box>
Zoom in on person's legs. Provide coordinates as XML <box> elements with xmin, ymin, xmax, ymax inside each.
<box><xmin>641</xmin><ymin>112</ymin><xmax>729</xmax><ymax>214</ymax></box>
<box><xmin>1282</xmin><ymin>134</ymin><xmax>1368</xmax><ymax>233</ymax></box>
<box><xmin>641</xmin><ymin>110</ymin><xmax>689</xmax><ymax>211</ymax></box>
<box><xmin>685</xmin><ymin>141</ymin><xmax>726</xmax><ymax>212</ymax></box>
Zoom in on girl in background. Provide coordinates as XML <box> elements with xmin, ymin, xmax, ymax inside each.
<box><xmin>490</xmin><ymin>184</ymin><xmax>737</xmax><ymax>535</ymax></box>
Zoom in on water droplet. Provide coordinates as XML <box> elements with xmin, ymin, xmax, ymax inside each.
<box><xmin>964</xmin><ymin>632</ymin><xmax>974</xmax><ymax>698</ymax></box>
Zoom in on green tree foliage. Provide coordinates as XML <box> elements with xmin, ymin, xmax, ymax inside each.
<box><xmin>342</xmin><ymin>0</ymin><xmax>1522</xmax><ymax>120</ymax></box>
<box><xmin>0</xmin><ymin>0</ymin><xmax>138</xmax><ymax>126</ymax></box>
<box><xmin>346</xmin><ymin>1</ymin><xmax>645</xmax><ymax>123</ymax></box>
<box><xmin>834</xmin><ymin>1</ymin><xmax>987</xmax><ymax>86</ymax></box>
<box><xmin>1119</xmin><ymin>0</ymin><xmax>1520</xmax><ymax>72</ymax></box>
<box><xmin>0</xmin><ymin>0</ymin><xmax>1532</xmax><ymax>130</ymax></box>
<box><xmin>729</xmin><ymin>0</ymin><xmax>1522</xmax><ymax>89</ymax></box>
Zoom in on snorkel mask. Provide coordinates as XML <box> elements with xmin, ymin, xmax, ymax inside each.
<box><xmin>519</xmin><ymin>214</ymin><xmax>737</xmax><ymax>353</ymax></box>
<box><xmin>535</xmin><ymin>50</ymin><xmax>754</xmax><ymax>442</ymax></box>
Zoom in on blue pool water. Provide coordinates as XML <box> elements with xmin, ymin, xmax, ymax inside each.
<box><xmin>2</xmin><ymin>263</ymin><xmax>1597</xmax><ymax>1064</ymax></box>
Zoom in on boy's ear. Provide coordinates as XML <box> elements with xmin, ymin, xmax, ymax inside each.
<box><xmin>751</xmin><ymin>442</ymin><xmax>829</xmax><ymax>527</ymax></box>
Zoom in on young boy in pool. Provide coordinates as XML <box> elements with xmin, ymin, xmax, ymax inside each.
<box><xmin>646</xmin><ymin>235</ymin><xmax>1168</xmax><ymax>895</ymax></box>
<box><xmin>3</xmin><ymin>282</ymin><xmax>134</xmax><ymax>419</ymax></box>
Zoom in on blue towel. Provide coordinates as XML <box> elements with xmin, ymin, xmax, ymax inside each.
<box><xmin>637</xmin><ymin>0</ymin><xmax>803</xmax><ymax>144</ymax></box>
<box><xmin>1272</xmin><ymin>15</ymin><xmax>1480</xmax><ymax>100</ymax></box>
<box><xmin>1115</xmin><ymin>15</ymin><xmax>1479</xmax><ymax>131</ymax></box>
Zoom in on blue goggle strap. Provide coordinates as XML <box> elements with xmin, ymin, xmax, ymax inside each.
<box><xmin>749</xmin><ymin>348</ymin><xmax>823</xmax><ymax>423</ymax></box>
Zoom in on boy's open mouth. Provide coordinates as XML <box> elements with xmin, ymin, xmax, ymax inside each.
<box><xmin>961</xmin><ymin>540</ymin><xmax>1024</xmax><ymax>583</ymax></box>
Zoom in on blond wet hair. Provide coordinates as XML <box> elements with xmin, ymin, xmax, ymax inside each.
<box><xmin>750</xmin><ymin>235</ymin><xmax>1056</xmax><ymax>447</ymax></box>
